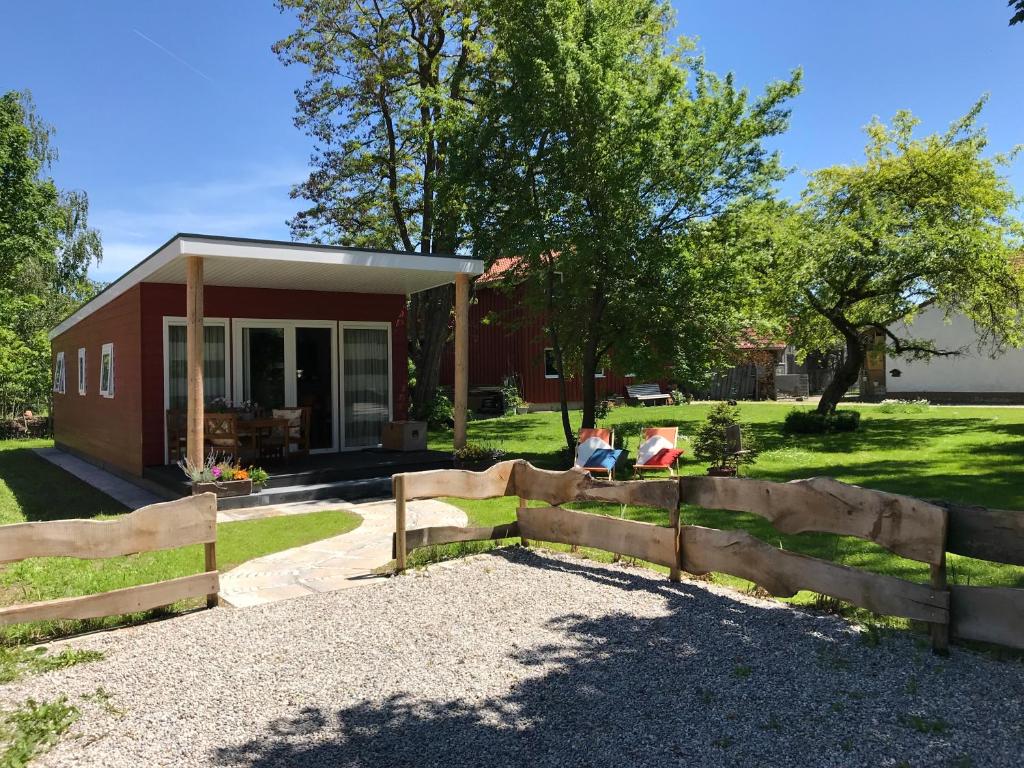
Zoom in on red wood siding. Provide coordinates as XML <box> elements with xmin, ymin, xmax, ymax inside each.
<box><xmin>139</xmin><ymin>283</ymin><xmax>408</xmax><ymax>467</ymax></box>
<box><xmin>51</xmin><ymin>287</ymin><xmax>144</xmax><ymax>475</ymax></box>
<box><xmin>441</xmin><ymin>284</ymin><xmax>637</xmax><ymax>405</ymax></box>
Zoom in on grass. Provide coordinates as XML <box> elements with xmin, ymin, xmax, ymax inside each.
<box><xmin>0</xmin><ymin>440</ymin><xmax>363</xmax><ymax>644</ymax></box>
<box><xmin>0</xmin><ymin>647</ymin><xmax>104</xmax><ymax>684</ymax></box>
<box><xmin>424</xmin><ymin>402</ymin><xmax>1024</xmax><ymax>615</ymax></box>
<box><xmin>0</xmin><ymin>696</ymin><xmax>78</xmax><ymax>767</ymax></box>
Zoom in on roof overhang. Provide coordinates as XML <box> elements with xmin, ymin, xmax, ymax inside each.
<box><xmin>50</xmin><ymin>234</ymin><xmax>484</xmax><ymax>340</ymax></box>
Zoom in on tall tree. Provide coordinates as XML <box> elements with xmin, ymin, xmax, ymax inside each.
<box><xmin>757</xmin><ymin>100</ymin><xmax>1024</xmax><ymax>415</ymax></box>
<box><xmin>455</xmin><ymin>0</ymin><xmax>800</xmax><ymax>446</ymax></box>
<box><xmin>274</xmin><ymin>0</ymin><xmax>488</xmax><ymax>417</ymax></box>
<box><xmin>0</xmin><ymin>91</ymin><xmax>102</xmax><ymax>418</ymax></box>
<box><xmin>1010</xmin><ymin>0</ymin><xmax>1024</xmax><ymax>26</ymax></box>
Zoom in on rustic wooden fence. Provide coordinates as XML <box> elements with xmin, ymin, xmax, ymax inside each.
<box><xmin>393</xmin><ymin>461</ymin><xmax>1024</xmax><ymax>654</ymax></box>
<box><xmin>0</xmin><ymin>493</ymin><xmax>219</xmax><ymax>626</ymax></box>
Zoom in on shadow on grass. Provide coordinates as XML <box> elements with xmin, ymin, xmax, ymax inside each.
<box><xmin>212</xmin><ymin>549</ymin><xmax>1017</xmax><ymax>768</ymax></box>
<box><xmin>0</xmin><ymin>444</ymin><xmax>126</xmax><ymax>523</ymax></box>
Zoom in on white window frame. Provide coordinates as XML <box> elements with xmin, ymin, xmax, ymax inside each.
<box><xmin>98</xmin><ymin>343</ymin><xmax>115</xmax><ymax>398</ymax></box>
<box><xmin>231</xmin><ymin>319</ymin><xmax>340</xmax><ymax>453</ymax></box>
<box><xmin>162</xmin><ymin>317</ymin><xmax>231</xmax><ymax>464</ymax></box>
<box><xmin>53</xmin><ymin>351</ymin><xmax>66</xmax><ymax>394</ymax></box>
<box><xmin>339</xmin><ymin>321</ymin><xmax>393</xmax><ymax>450</ymax></box>
<box><xmin>77</xmin><ymin>348</ymin><xmax>87</xmax><ymax>395</ymax></box>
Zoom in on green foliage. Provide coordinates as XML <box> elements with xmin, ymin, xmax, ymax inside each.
<box><xmin>0</xmin><ymin>646</ymin><xmax>103</xmax><ymax>684</ymax></box>
<box><xmin>691</xmin><ymin>402</ymin><xmax>757</xmax><ymax>469</ymax></box>
<box><xmin>0</xmin><ymin>91</ymin><xmax>102</xmax><ymax>419</ymax></box>
<box><xmin>453</xmin><ymin>442</ymin><xmax>504</xmax><ymax>463</ymax></box>
<box><xmin>424</xmin><ymin>389</ymin><xmax>454</xmax><ymax>430</ymax></box>
<box><xmin>0</xmin><ymin>696</ymin><xmax>78</xmax><ymax>767</ymax></box>
<box><xmin>783</xmin><ymin>409</ymin><xmax>861</xmax><ymax>434</ymax></box>
<box><xmin>500</xmin><ymin>377</ymin><xmax>524</xmax><ymax>416</ymax></box>
<box><xmin>455</xmin><ymin>0</ymin><xmax>801</xmax><ymax>431</ymax></box>
<box><xmin>755</xmin><ymin>100</ymin><xmax>1024</xmax><ymax>414</ymax></box>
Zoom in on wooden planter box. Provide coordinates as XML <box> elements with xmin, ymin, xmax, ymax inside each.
<box><xmin>192</xmin><ymin>479</ymin><xmax>253</xmax><ymax>498</ymax></box>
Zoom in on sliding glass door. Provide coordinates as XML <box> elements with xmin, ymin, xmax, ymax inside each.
<box><xmin>233</xmin><ymin>321</ymin><xmax>338</xmax><ymax>452</ymax></box>
<box><xmin>341</xmin><ymin>326</ymin><xmax>391</xmax><ymax>448</ymax></box>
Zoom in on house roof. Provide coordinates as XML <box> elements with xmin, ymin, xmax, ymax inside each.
<box><xmin>50</xmin><ymin>233</ymin><xmax>485</xmax><ymax>340</ymax></box>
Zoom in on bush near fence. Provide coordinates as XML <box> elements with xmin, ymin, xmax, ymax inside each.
<box><xmin>393</xmin><ymin>460</ymin><xmax>1024</xmax><ymax>654</ymax></box>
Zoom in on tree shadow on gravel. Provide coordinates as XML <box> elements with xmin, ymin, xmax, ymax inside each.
<box><xmin>212</xmin><ymin>550</ymin><xmax>1024</xmax><ymax>768</ymax></box>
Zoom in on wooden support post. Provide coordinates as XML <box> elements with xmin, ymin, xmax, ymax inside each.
<box><xmin>204</xmin><ymin>541</ymin><xmax>218</xmax><ymax>608</ymax></box>
<box><xmin>669</xmin><ymin>504</ymin><xmax>681</xmax><ymax>583</ymax></box>
<box><xmin>930</xmin><ymin>555</ymin><xmax>950</xmax><ymax>655</ymax></box>
<box><xmin>453</xmin><ymin>272</ymin><xmax>470</xmax><ymax>450</ymax></box>
<box><xmin>395</xmin><ymin>474</ymin><xmax>407</xmax><ymax>572</ymax></box>
<box><xmin>186</xmin><ymin>256</ymin><xmax>205</xmax><ymax>463</ymax></box>
<box><xmin>518</xmin><ymin>496</ymin><xmax>530</xmax><ymax>548</ymax></box>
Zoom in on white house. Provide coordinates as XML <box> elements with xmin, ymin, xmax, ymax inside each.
<box><xmin>885</xmin><ymin>307</ymin><xmax>1024</xmax><ymax>404</ymax></box>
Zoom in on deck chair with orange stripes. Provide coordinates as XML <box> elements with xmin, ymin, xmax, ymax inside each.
<box><xmin>574</xmin><ymin>428</ymin><xmax>623</xmax><ymax>480</ymax></box>
<box><xmin>632</xmin><ymin>427</ymin><xmax>684</xmax><ymax>478</ymax></box>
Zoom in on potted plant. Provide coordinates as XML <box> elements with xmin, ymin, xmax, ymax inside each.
<box><xmin>516</xmin><ymin>402</ymin><xmax>531</xmax><ymax>415</ymax></box>
<box><xmin>453</xmin><ymin>443</ymin><xmax>505</xmax><ymax>471</ymax></box>
<box><xmin>691</xmin><ymin>402</ymin><xmax>757</xmax><ymax>477</ymax></box>
<box><xmin>179</xmin><ymin>453</ymin><xmax>267</xmax><ymax>498</ymax></box>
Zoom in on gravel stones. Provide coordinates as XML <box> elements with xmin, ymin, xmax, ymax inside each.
<box><xmin>3</xmin><ymin>548</ymin><xmax>1022</xmax><ymax>767</ymax></box>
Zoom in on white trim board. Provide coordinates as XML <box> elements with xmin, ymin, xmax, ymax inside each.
<box><xmin>50</xmin><ymin>233</ymin><xmax>484</xmax><ymax>340</ymax></box>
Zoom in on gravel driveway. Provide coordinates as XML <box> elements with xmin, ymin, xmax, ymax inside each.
<box><xmin>5</xmin><ymin>548</ymin><xmax>1023</xmax><ymax>767</ymax></box>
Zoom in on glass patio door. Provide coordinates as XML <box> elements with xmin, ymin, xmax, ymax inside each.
<box><xmin>342</xmin><ymin>326</ymin><xmax>391</xmax><ymax>447</ymax></box>
<box><xmin>235</xmin><ymin>321</ymin><xmax>338</xmax><ymax>452</ymax></box>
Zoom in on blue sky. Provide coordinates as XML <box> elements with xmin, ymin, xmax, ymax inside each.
<box><xmin>2</xmin><ymin>1</ymin><xmax>1022</xmax><ymax>282</ymax></box>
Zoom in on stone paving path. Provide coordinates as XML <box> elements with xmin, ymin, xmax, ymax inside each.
<box><xmin>217</xmin><ymin>498</ymin><xmax>466</xmax><ymax>608</ymax></box>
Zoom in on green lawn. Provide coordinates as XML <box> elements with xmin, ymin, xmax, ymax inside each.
<box><xmin>424</xmin><ymin>402</ymin><xmax>1024</xmax><ymax>604</ymax></box>
<box><xmin>0</xmin><ymin>440</ymin><xmax>362</xmax><ymax>644</ymax></box>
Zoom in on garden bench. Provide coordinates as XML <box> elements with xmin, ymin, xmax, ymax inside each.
<box><xmin>625</xmin><ymin>383</ymin><xmax>672</xmax><ymax>406</ymax></box>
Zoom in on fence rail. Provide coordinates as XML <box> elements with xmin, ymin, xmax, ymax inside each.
<box><xmin>393</xmin><ymin>461</ymin><xmax>1024</xmax><ymax>654</ymax></box>
<box><xmin>0</xmin><ymin>494</ymin><xmax>219</xmax><ymax>627</ymax></box>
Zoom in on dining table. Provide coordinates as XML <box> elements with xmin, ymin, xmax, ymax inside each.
<box><xmin>237</xmin><ymin>417</ymin><xmax>290</xmax><ymax>460</ymax></box>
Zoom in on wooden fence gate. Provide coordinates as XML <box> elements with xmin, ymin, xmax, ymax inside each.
<box><xmin>393</xmin><ymin>461</ymin><xmax>1024</xmax><ymax>654</ymax></box>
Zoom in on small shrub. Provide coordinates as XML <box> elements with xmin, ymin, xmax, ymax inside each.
<box><xmin>424</xmin><ymin>389</ymin><xmax>454</xmax><ymax>429</ymax></box>
<box><xmin>692</xmin><ymin>402</ymin><xmax>757</xmax><ymax>471</ymax></box>
<box><xmin>877</xmin><ymin>398</ymin><xmax>930</xmax><ymax>414</ymax></box>
<box><xmin>500</xmin><ymin>377</ymin><xmax>524</xmax><ymax>416</ymax></box>
<box><xmin>594</xmin><ymin>399</ymin><xmax>610</xmax><ymax>420</ymax></box>
<box><xmin>783</xmin><ymin>409</ymin><xmax>861</xmax><ymax>435</ymax></box>
<box><xmin>453</xmin><ymin>442</ymin><xmax>505</xmax><ymax>463</ymax></box>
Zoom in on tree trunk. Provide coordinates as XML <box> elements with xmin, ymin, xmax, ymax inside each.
<box><xmin>408</xmin><ymin>284</ymin><xmax>454</xmax><ymax>419</ymax></box>
<box><xmin>580</xmin><ymin>345</ymin><xmax>599</xmax><ymax>430</ymax></box>
<box><xmin>548</xmin><ymin>329</ymin><xmax>575</xmax><ymax>453</ymax></box>
<box><xmin>817</xmin><ymin>336</ymin><xmax>865</xmax><ymax>415</ymax></box>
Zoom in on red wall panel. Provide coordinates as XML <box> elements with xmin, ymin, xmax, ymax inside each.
<box><xmin>441</xmin><ymin>284</ymin><xmax>636</xmax><ymax>405</ymax></box>
<box><xmin>139</xmin><ymin>283</ymin><xmax>408</xmax><ymax>467</ymax></box>
<box><xmin>51</xmin><ymin>287</ymin><xmax>144</xmax><ymax>475</ymax></box>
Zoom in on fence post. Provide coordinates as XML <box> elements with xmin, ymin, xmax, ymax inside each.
<box><xmin>395</xmin><ymin>474</ymin><xmax>407</xmax><ymax>572</ymax></box>
<box><xmin>930</xmin><ymin>554</ymin><xmax>950</xmax><ymax>655</ymax></box>
<box><xmin>669</xmin><ymin>502</ymin><xmax>681</xmax><ymax>583</ymax></box>
<box><xmin>518</xmin><ymin>496</ymin><xmax>530</xmax><ymax>548</ymax></box>
<box><xmin>205</xmin><ymin>541</ymin><xmax>218</xmax><ymax>608</ymax></box>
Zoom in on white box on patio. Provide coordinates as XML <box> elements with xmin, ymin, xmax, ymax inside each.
<box><xmin>381</xmin><ymin>421</ymin><xmax>427</xmax><ymax>451</ymax></box>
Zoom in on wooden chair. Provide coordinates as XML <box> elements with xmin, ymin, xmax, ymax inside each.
<box><xmin>724</xmin><ymin>424</ymin><xmax>753</xmax><ymax>476</ymax></box>
<box><xmin>203</xmin><ymin>413</ymin><xmax>243</xmax><ymax>459</ymax></box>
<box><xmin>632</xmin><ymin>427</ymin><xmax>684</xmax><ymax>478</ymax></box>
<box><xmin>271</xmin><ymin>407</ymin><xmax>312</xmax><ymax>460</ymax></box>
<box><xmin>574</xmin><ymin>427</ymin><xmax>622</xmax><ymax>480</ymax></box>
<box><xmin>166</xmin><ymin>410</ymin><xmax>187</xmax><ymax>463</ymax></box>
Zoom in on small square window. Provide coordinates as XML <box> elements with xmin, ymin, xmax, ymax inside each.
<box><xmin>77</xmin><ymin>348</ymin><xmax>87</xmax><ymax>395</ymax></box>
<box><xmin>543</xmin><ymin>348</ymin><xmax>559</xmax><ymax>378</ymax></box>
<box><xmin>99</xmin><ymin>343</ymin><xmax>115</xmax><ymax>398</ymax></box>
<box><xmin>53</xmin><ymin>351</ymin><xmax>66</xmax><ymax>394</ymax></box>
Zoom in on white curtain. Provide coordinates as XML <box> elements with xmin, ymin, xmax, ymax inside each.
<box><xmin>343</xmin><ymin>328</ymin><xmax>389</xmax><ymax>447</ymax></box>
<box><xmin>168</xmin><ymin>325</ymin><xmax>226</xmax><ymax>410</ymax></box>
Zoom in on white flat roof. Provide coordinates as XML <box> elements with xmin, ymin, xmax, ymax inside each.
<box><xmin>50</xmin><ymin>234</ymin><xmax>484</xmax><ymax>340</ymax></box>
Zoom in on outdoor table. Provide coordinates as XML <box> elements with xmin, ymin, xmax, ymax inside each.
<box><xmin>237</xmin><ymin>417</ymin><xmax>290</xmax><ymax>459</ymax></box>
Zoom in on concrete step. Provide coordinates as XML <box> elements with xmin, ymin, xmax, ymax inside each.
<box><xmin>216</xmin><ymin>476</ymin><xmax>394</xmax><ymax>510</ymax></box>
